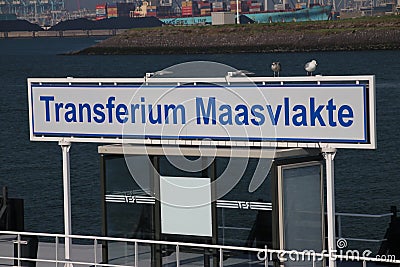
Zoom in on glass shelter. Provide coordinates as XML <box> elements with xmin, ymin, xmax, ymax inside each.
<box><xmin>99</xmin><ymin>145</ymin><xmax>325</xmax><ymax>267</ymax></box>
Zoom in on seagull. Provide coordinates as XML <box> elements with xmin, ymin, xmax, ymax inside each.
<box><xmin>145</xmin><ymin>70</ymin><xmax>173</xmax><ymax>78</ymax></box>
<box><xmin>271</xmin><ymin>62</ymin><xmax>281</xmax><ymax>77</ymax></box>
<box><xmin>304</xmin><ymin>60</ymin><xmax>317</xmax><ymax>76</ymax></box>
<box><xmin>227</xmin><ymin>70</ymin><xmax>255</xmax><ymax>77</ymax></box>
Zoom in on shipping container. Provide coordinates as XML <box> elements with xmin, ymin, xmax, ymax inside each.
<box><xmin>200</xmin><ymin>9</ymin><xmax>211</xmax><ymax>15</ymax></box>
<box><xmin>211</xmin><ymin>11</ymin><xmax>235</xmax><ymax>24</ymax></box>
<box><xmin>230</xmin><ymin>0</ymin><xmax>241</xmax><ymax>11</ymax></box>
<box><xmin>96</xmin><ymin>10</ymin><xmax>106</xmax><ymax>16</ymax></box>
<box><xmin>96</xmin><ymin>6</ymin><xmax>107</xmax><ymax>14</ymax></box>
<box><xmin>107</xmin><ymin>4</ymin><xmax>118</xmax><ymax>18</ymax></box>
<box><xmin>212</xmin><ymin>1</ymin><xmax>223</xmax><ymax>8</ymax></box>
<box><xmin>157</xmin><ymin>5</ymin><xmax>173</xmax><ymax>16</ymax></box>
<box><xmin>295</xmin><ymin>2</ymin><xmax>307</xmax><ymax>9</ymax></box>
<box><xmin>182</xmin><ymin>6</ymin><xmax>193</xmax><ymax>15</ymax></box>
<box><xmin>159</xmin><ymin>0</ymin><xmax>172</xmax><ymax>6</ymax></box>
<box><xmin>96</xmin><ymin>8</ymin><xmax>106</xmax><ymax>14</ymax></box>
<box><xmin>230</xmin><ymin>4</ymin><xmax>241</xmax><ymax>12</ymax></box>
<box><xmin>96</xmin><ymin>4</ymin><xmax>107</xmax><ymax>20</ymax></box>
<box><xmin>212</xmin><ymin>2</ymin><xmax>227</xmax><ymax>11</ymax></box>
<box><xmin>182</xmin><ymin>1</ymin><xmax>193</xmax><ymax>7</ymax></box>
<box><xmin>197</xmin><ymin>1</ymin><xmax>210</xmax><ymax>8</ymax></box>
<box><xmin>96</xmin><ymin>4</ymin><xmax>107</xmax><ymax>9</ymax></box>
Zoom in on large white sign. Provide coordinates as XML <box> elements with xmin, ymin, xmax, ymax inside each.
<box><xmin>28</xmin><ymin>79</ymin><xmax>375</xmax><ymax>149</ymax></box>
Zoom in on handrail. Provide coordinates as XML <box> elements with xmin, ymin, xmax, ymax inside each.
<box><xmin>0</xmin><ymin>230</ymin><xmax>399</xmax><ymax>267</ymax></box>
<box><xmin>335</xmin><ymin>212</ymin><xmax>393</xmax><ymax>218</ymax></box>
<box><xmin>333</xmin><ymin>211</ymin><xmax>393</xmax><ymax>244</ymax></box>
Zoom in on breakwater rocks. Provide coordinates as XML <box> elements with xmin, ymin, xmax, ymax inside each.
<box><xmin>77</xmin><ymin>16</ymin><xmax>400</xmax><ymax>54</ymax></box>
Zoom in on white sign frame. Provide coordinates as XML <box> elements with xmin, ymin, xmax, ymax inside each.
<box><xmin>28</xmin><ymin>75</ymin><xmax>376</xmax><ymax>149</ymax></box>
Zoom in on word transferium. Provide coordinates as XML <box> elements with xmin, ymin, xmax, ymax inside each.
<box><xmin>29</xmin><ymin>85</ymin><xmax>368</xmax><ymax>144</ymax></box>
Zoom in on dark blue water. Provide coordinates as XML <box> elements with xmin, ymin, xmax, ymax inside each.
<box><xmin>0</xmin><ymin>37</ymin><xmax>399</xmax><ymax>248</ymax></box>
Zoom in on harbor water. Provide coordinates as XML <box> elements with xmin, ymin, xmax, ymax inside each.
<box><xmin>0</xmin><ymin>37</ymin><xmax>399</xmax><ymax>252</ymax></box>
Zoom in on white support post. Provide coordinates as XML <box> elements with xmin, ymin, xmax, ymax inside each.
<box><xmin>236</xmin><ymin>0</ymin><xmax>240</xmax><ymax>24</ymax></box>
<box><xmin>59</xmin><ymin>140</ymin><xmax>73</xmax><ymax>267</ymax></box>
<box><xmin>322</xmin><ymin>147</ymin><xmax>337</xmax><ymax>267</ymax></box>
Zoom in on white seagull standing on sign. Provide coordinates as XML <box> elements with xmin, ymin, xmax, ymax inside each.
<box><xmin>271</xmin><ymin>62</ymin><xmax>281</xmax><ymax>77</ymax></box>
<box><xmin>304</xmin><ymin>60</ymin><xmax>317</xmax><ymax>76</ymax></box>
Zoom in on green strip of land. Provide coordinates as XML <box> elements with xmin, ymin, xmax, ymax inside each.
<box><xmin>75</xmin><ymin>15</ymin><xmax>400</xmax><ymax>54</ymax></box>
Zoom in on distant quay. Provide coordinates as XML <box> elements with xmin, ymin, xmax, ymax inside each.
<box><xmin>0</xmin><ymin>17</ymin><xmax>163</xmax><ymax>39</ymax></box>
<box><xmin>0</xmin><ymin>29</ymin><xmax>125</xmax><ymax>38</ymax></box>
<box><xmin>74</xmin><ymin>15</ymin><xmax>400</xmax><ymax>54</ymax></box>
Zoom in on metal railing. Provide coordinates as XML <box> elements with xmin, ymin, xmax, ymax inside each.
<box><xmin>335</xmin><ymin>211</ymin><xmax>393</xmax><ymax>243</ymax></box>
<box><xmin>0</xmin><ymin>230</ymin><xmax>399</xmax><ymax>267</ymax></box>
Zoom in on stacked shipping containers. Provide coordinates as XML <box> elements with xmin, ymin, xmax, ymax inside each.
<box><xmin>274</xmin><ymin>3</ymin><xmax>289</xmax><ymax>9</ymax></box>
<box><xmin>96</xmin><ymin>3</ymin><xmax>107</xmax><ymax>20</ymax></box>
<box><xmin>198</xmin><ymin>1</ymin><xmax>211</xmax><ymax>15</ymax></box>
<box><xmin>147</xmin><ymin>4</ymin><xmax>157</xmax><ymax>16</ymax></box>
<box><xmin>247</xmin><ymin>0</ymin><xmax>261</xmax><ymax>12</ymax></box>
<box><xmin>157</xmin><ymin>5</ymin><xmax>173</xmax><ymax>16</ymax></box>
<box><xmin>230</xmin><ymin>0</ymin><xmax>241</xmax><ymax>12</ymax></box>
<box><xmin>295</xmin><ymin>2</ymin><xmax>307</xmax><ymax>9</ymax></box>
<box><xmin>107</xmin><ymin>3</ymin><xmax>118</xmax><ymax>18</ymax></box>
<box><xmin>211</xmin><ymin>2</ymin><xmax>225</xmax><ymax>12</ymax></box>
<box><xmin>181</xmin><ymin>1</ymin><xmax>193</xmax><ymax>16</ymax></box>
<box><xmin>96</xmin><ymin>0</ymin><xmax>266</xmax><ymax>19</ymax></box>
<box><xmin>229</xmin><ymin>0</ymin><xmax>264</xmax><ymax>13</ymax></box>
<box><xmin>98</xmin><ymin>2</ymin><xmax>140</xmax><ymax>18</ymax></box>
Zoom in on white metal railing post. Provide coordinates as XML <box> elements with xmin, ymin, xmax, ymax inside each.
<box><xmin>134</xmin><ymin>242</ymin><xmax>138</xmax><ymax>267</ymax></box>
<box><xmin>17</xmin><ymin>233</ymin><xmax>21</xmax><ymax>267</ymax></box>
<box><xmin>59</xmin><ymin>140</ymin><xmax>73</xmax><ymax>267</ymax></box>
<box><xmin>236</xmin><ymin>0</ymin><xmax>239</xmax><ymax>24</ymax></box>
<box><xmin>56</xmin><ymin>236</ymin><xmax>59</xmax><ymax>267</ymax></box>
<box><xmin>264</xmin><ymin>246</ymin><xmax>268</xmax><ymax>267</ymax></box>
<box><xmin>176</xmin><ymin>244</ymin><xmax>180</xmax><ymax>267</ymax></box>
<box><xmin>219</xmin><ymin>248</ymin><xmax>223</xmax><ymax>267</ymax></box>
<box><xmin>94</xmin><ymin>239</ymin><xmax>97</xmax><ymax>267</ymax></box>
<box><xmin>322</xmin><ymin>147</ymin><xmax>337</xmax><ymax>267</ymax></box>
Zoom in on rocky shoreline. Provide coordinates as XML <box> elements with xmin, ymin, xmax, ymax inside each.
<box><xmin>75</xmin><ymin>16</ymin><xmax>400</xmax><ymax>55</ymax></box>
